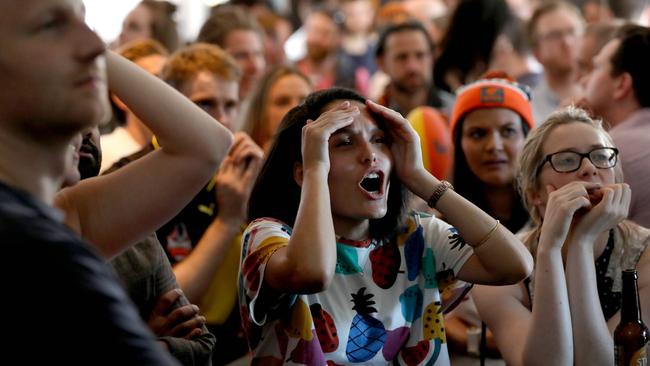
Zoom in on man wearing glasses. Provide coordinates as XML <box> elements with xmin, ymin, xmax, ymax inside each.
<box><xmin>581</xmin><ymin>24</ymin><xmax>650</xmax><ymax>227</ymax></box>
<box><xmin>527</xmin><ymin>1</ymin><xmax>584</xmax><ymax>124</ymax></box>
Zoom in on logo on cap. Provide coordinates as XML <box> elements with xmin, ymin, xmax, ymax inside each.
<box><xmin>480</xmin><ymin>86</ymin><xmax>505</xmax><ymax>104</ymax></box>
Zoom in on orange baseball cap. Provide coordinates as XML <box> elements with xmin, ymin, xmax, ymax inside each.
<box><xmin>450</xmin><ymin>71</ymin><xmax>534</xmax><ymax>137</ymax></box>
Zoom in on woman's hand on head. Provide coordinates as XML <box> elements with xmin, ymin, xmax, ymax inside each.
<box><xmin>572</xmin><ymin>183</ymin><xmax>630</xmax><ymax>242</ymax></box>
<box><xmin>365</xmin><ymin>100</ymin><xmax>427</xmax><ymax>190</ymax></box>
<box><xmin>301</xmin><ymin>101</ymin><xmax>358</xmax><ymax>173</ymax></box>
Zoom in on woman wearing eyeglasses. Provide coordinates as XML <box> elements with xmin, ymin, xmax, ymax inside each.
<box><xmin>473</xmin><ymin>106</ymin><xmax>650</xmax><ymax>365</ymax></box>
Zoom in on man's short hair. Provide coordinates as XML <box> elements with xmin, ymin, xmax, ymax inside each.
<box><xmin>527</xmin><ymin>1</ymin><xmax>582</xmax><ymax>47</ymax></box>
<box><xmin>117</xmin><ymin>38</ymin><xmax>169</xmax><ymax>63</ymax></box>
<box><xmin>610</xmin><ymin>24</ymin><xmax>650</xmax><ymax>107</ymax></box>
<box><xmin>375</xmin><ymin>20</ymin><xmax>434</xmax><ymax>57</ymax></box>
<box><xmin>501</xmin><ymin>16</ymin><xmax>530</xmax><ymax>56</ymax></box>
<box><xmin>584</xmin><ymin>0</ymin><xmax>647</xmax><ymax>21</ymax></box>
<box><xmin>584</xmin><ymin>21</ymin><xmax>620</xmax><ymax>51</ymax></box>
<box><xmin>161</xmin><ymin>43</ymin><xmax>241</xmax><ymax>90</ymax></box>
<box><xmin>139</xmin><ymin>0</ymin><xmax>180</xmax><ymax>51</ymax></box>
<box><xmin>196</xmin><ymin>5</ymin><xmax>263</xmax><ymax>47</ymax></box>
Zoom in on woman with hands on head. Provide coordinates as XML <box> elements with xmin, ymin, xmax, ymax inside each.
<box><xmin>239</xmin><ymin>87</ymin><xmax>532</xmax><ymax>365</ymax></box>
<box><xmin>473</xmin><ymin>106</ymin><xmax>650</xmax><ymax>366</ymax></box>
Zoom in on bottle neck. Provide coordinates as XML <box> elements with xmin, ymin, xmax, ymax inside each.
<box><xmin>621</xmin><ymin>270</ymin><xmax>643</xmax><ymax>323</ymax></box>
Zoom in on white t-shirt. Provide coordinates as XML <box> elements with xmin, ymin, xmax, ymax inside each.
<box><xmin>239</xmin><ymin>213</ymin><xmax>473</xmax><ymax>365</ymax></box>
<box><xmin>100</xmin><ymin>127</ymin><xmax>142</xmax><ymax>173</ymax></box>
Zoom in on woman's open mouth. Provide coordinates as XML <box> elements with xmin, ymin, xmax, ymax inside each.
<box><xmin>358</xmin><ymin>170</ymin><xmax>386</xmax><ymax>199</ymax></box>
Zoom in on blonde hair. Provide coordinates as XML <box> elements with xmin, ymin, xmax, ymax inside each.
<box><xmin>117</xmin><ymin>38</ymin><xmax>168</xmax><ymax>63</ymax></box>
<box><xmin>516</xmin><ymin>106</ymin><xmax>623</xmax><ymax>255</ymax></box>
<box><xmin>161</xmin><ymin>43</ymin><xmax>241</xmax><ymax>91</ymax></box>
<box><xmin>240</xmin><ymin>65</ymin><xmax>311</xmax><ymax>147</ymax></box>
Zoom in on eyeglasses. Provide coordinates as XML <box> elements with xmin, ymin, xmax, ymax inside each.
<box><xmin>538</xmin><ymin>27</ymin><xmax>581</xmax><ymax>43</ymax></box>
<box><xmin>537</xmin><ymin>147</ymin><xmax>619</xmax><ymax>175</ymax></box>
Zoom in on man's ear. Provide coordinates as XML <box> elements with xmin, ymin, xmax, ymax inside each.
<box><xmin>531</xmin><ymin>45</ymin><xmax>542</xmax><ymax>64</ymax></box>
<box><xmin>293</xmin><ymin>162</ymin><xmax>304</xmax><ymax>187</ymax></box>
<box><xmin>376</xmin><ymin>56</ymin><xmax>385</xmax><ymax>73</ymax></box>
<box><xmin>111</xmin><ymin>93</ymin><xmax>127</xmax><ymax>112</ymax></box>
<box><xmin>613</xmin><ymin>72</ymin><xmax>634</xmax><ymax>101</ymax></box>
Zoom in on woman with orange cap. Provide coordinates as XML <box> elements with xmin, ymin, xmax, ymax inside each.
<box><xmin>445</xmin><ymin>72</ymin><xmax>534</xmax><ymax>359</ymax></box>
<box><xmin>450</xmin><ymin>71</ymin><xmax>534</xmax><ymax>233</ymax></box>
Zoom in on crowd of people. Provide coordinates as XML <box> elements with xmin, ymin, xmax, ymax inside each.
<box><xmin>2</xmin><ymin>0</ymin><xmax>650</xmax><ymax>365</ymax></box>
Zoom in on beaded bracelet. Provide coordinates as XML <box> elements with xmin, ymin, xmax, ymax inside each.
<box><xmin>473</xmin><ymin>220</ymin><xmax>500</xmax><ymax>250</ymax></box>
<box><xmin>427</xmin><ymin>180</ymin><xmax>454</xmax><ymax>208</ymax></box>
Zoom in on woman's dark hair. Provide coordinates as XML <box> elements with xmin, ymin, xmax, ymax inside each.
<box><xmin>452</xmin><ymin>116</ymin><xmax>530</xmax><ymax>232</ymax></box>
<box><xmin>248</xmin><ymin>87</ymin><xmax>407</xmax><ymax>240</ymax></box>
<box><xmin>140</xmin><ymin>0</ymin><xmax>179</xmax><ymax>52</ymax></box>
<box><xmin>434</xmin><ymin>0</ymin><xmax>512</xmax><ymax>92</ymax></box>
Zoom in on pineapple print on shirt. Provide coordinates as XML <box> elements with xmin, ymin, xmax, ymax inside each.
<box><xmin>346</xmin><ymin>288</ymin><xmax>386</xmax><ymax>362</ymax></box>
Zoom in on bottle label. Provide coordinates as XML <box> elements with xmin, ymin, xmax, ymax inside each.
<box><xmin>633</xmin><ymin>346</ymin><xmax>648</xmax><ymax>366</ymax></box>
<box><xmin>616</xmin><ymin>345</ymin><xmax>648</xmax><ymax>366</ymax></box>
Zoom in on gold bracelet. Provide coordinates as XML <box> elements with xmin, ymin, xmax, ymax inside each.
<box><xmin>473</xmin><ymin>220</ymin><xmax>500</xmax><ymax>250</ymax></box>
<box><xmin>427</xmin><ymin>180</ymin><xmax>454</xmax><ymax>208</ymax></box>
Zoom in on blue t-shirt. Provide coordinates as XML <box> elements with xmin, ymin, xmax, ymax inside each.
<box><xmin>0</xmin><ymin>181</ymin><xmax>179</xmax><ymax>365</ymax></box>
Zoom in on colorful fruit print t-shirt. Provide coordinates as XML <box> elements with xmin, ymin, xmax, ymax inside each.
<box><xmin>239</xmin><ymin>212</ymin><xmax>474</xmax><ymax>365</ymax></box>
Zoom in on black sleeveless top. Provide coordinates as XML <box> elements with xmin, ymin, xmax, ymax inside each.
<box><xmin>596</xmin><ymin>230</ymin><xmax>620</xmax><ymax>320</ymax></box>
<box><xmin>525</xmin><ymin>230</ymin><xmax>620</xmax><ymax>320</ymax></box>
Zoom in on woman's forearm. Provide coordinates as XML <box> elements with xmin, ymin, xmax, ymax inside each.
<box><xmin>106</xmin><ymin>51</ymin><xmax>232</xmax><ymax>163</ymax></box>
<box><xmin>265</xmin><ymin>167</ymin><xmax>337</xmax><ymax>293</ymax></box>
<box><xmin>419</xmin><ymin>175</ymin><xmax>532</xmax><ymax>284</ymax></box>
<box><xmin>566</xmin><ymin>238</ymin><xmax>613</xmax><ymax>365</ymax></box>
<box><xmin>522</xmin><ymin>246</ymin><xmax>574</xmax><ymax>365</ymax></box>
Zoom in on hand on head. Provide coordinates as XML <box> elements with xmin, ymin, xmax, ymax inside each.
<box><xmin>365</xmin><ymin>99</ymin><xmax>428</xmax><ymax>191</ymax></box>
<box><xmin>300</xmin><ymin>101</ymin><xmax>359</xmax><ymax>172</ymax></box>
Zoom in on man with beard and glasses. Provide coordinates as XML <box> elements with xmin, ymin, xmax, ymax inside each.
<box><xmin>527</xmin><ymin>1</ymin><xmax>584</xmax><ymax>124</ymax></box>
<box><xmin>295</xmin><ymin>9</ymin><xmax>362</xmax><ymax>92</ymax></box>
<box><xmin>375</xmin><ymin>21</ymin><xmax>455</xmax><ymax>117</ymax></box>
<box><xmin>59</xmin><ymin>127</ymin><xmax>216</xmax><ymax>366</ymax></box>
<box><xmin>197</xmin><ymin>6</ymin><xmax>266</xmax><ymax>102</ymax></box>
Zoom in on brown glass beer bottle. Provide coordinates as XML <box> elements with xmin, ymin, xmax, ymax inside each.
<box><xmin>615</xmin><ymin>269</ymin><xmax>649</xmax><ymax>366</ymax></box>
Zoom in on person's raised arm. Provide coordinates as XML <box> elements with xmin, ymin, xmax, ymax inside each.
<box><xmin>477</xmin><ymin>182</ymin><xmax>600</xmax><ymax>365</ymax></box>
<box><xmin>174</xmin><ymin>133</ymin><xmax>264</xmax><ymax>302</ymax></box>
<box><xmin>366</xmin><ymin>100</ymin><xmax>532</xmax><ymax>285</ymax></box>
<box><xmin>56</xmin><ymin>51</ymin><xmax>233</xmax><ymax>258</ymax></box>
<box><xmin>264</xmin><ymin>102</ymin><xmax>359</xmax><ymax>294</ymax></box>
<box><xmin>565</xmin><ymin>183</ymin><xmax>630</xmax><ymax>365</ymax></box>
